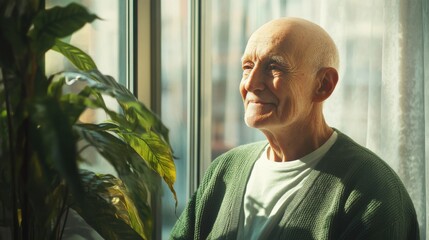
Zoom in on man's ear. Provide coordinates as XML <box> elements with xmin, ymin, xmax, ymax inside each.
<box><xmin>313</xmin><ymin>67</ymin><xmax>338</xmax><ymax>102</ymax></box>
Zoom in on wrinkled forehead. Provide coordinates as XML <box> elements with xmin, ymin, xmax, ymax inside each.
<box><xmin>242</xmin><ymin>25</ymin><xmax>305</xmax><ymax>64</ymax></box>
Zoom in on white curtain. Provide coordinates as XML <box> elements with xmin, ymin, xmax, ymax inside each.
<box><xmin>211</xmin><ymin>0</ymin><xmax>429</xmax><ymax>238</ymax></box>
<box><xmin>374</xmin><ymin>0</ymin><xmax>428</xmax><ymax>237</ymax></box>
<box><xmin>327</xmin><ymin>0</ymin><xmax>429</xmax><ymax>238</ymax></box>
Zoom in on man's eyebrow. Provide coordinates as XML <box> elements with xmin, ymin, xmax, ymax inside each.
<box><xmin>269</xmin><ymin>55</ymin><xmax>289</xmax><ymax>66</ymax></box>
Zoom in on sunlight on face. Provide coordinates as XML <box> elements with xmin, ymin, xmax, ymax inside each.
<box><xmin>239</xmin><ymin>21</ymin><xmax>317</xmax><ymax>131</ymax></box>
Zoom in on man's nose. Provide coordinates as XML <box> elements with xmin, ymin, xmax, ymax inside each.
<box><xmin>244</xmin><ymin>67</ymin><xmax>265</xmax><ymax>92</ymax></box>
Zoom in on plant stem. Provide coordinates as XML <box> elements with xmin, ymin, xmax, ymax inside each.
<box><xmin>53</xmin><ymin>186</ymin><xmax>69</xmax><ymax>239</ymax></box>
<box><xmin>21</xmin><ymin>119</ymin><xmax>30</xmax><ymax>240</ymax></box>
<box><xmin>2</xmin><ymin>71</ymin><xmax>19</xmax><ymax>240</ymax></box>
<box><xmin>59</xmin><ymin>207</ymin><xmax>70</xmax><ymax>239</ymax></box>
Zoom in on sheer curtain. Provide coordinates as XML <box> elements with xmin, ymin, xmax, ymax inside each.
<box><xmin>210</xmin><ymin>0</ymin><xmax>428</xmax><ymax>238</ymax></box>
<box><xmin>370</xmin><ymin>0</ymin><xmax>428</xmax><ymax>238</ymax></box>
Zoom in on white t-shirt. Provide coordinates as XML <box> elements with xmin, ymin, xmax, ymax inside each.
<box><xmin>237</xmin><ymin>132</ymin><xmax>338</xmax><ymax>240</ymax></box>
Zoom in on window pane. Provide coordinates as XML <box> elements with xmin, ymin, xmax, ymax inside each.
<box><xmin>160</xmin><ymin>0</ymin><xmax>190</xmax><ymax>238</ymax></box>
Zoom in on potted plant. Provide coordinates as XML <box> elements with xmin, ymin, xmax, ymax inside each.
<box><xmin>0</xmin><ymin>1</ymin><xmax>176</xmax><ymax>239</ymax></box>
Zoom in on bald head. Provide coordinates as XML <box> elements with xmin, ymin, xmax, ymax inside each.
<box><xmin>240</xmin><ymin>17</ymin><xmax>340</xmax><ymax>158</ymax></box>
<box><xmin>245</xmin><ymin>17</ymin><xmax>339</xmax><ymax>73</ymax></box>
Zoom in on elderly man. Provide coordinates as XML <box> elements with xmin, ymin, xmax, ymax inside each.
<box><xmin>170</xmin><ymin>17</ymin><xmax>419</xmax><ymax>239</ymax></box>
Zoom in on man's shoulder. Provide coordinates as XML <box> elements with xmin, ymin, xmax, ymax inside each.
<box><xmin>328</xmin><ymin>130</ymin><xmax>389</xmax><ymax>169</ymax></box>
<box><xmin>323</xmin><ymin>130</ymin><xmax>410</xmax><ymax>200</ymax></box>
<box><xmin>322</xmin><ymin>131</ymin><xmax>419</xmax><ymax>237</ymax></box>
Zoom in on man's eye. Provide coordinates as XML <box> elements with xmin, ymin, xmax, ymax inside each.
<box><xmin>242</xmin><ymin>64</ymin><xmax>253</xmax><ymax>71</ymax></box>
<box><xmin>268</xmin><ymin>64</ymin><xmax>281</xmax><ymax>71</ymax></box>
<box><xmin>268</xmin><ymin>64</ymin><xmax>285</xmax><ymax>76</ymax></box>
<box><xmin>242</xmin><ymin>64</ymin><xmax>253</xmax><ymax>76</ymax></box>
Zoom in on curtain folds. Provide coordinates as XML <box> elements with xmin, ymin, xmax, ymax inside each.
<box><xmin>375</xmin><ymin>0</ymin><xmax>428</xmax><ymax>237</ymax></box>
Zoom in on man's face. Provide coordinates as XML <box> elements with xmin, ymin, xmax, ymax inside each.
<box><xmin>239</xmin><ymin>24</ymin><xmax>317</xmax><ymax>132</ymax></box>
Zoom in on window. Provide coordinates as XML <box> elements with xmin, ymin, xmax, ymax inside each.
<box><xmin>160</xmin><ymin>0</ymin><xmax>190</xmax><ymax>238</ymax></box>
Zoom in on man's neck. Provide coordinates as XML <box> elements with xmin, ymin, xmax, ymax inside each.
<box><xmin>262</xmin><ymin>118</ymin><xmax>333</xmax><ymax>162</ymax></box>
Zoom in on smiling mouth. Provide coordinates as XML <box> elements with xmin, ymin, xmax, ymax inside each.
<box><xmin>247</xmin><ymin>102</ymin><xmax>276</xmax><ymax>109</ymax></box>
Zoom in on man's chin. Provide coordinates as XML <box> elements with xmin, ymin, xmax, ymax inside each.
<box><xmin>244</xmin><ymin>116</ymin><xmax>271</xmax><ymax>129</ymax></box>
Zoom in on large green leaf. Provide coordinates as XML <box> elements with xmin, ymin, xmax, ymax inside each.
<box><xmin>47</xmin><ymin>75</ymin><xmax>115</xmax><ymax>125</ymax></box>
<box><xmin>73</xmin><ymin>123</ymin><xmax>158</xmax><ymax>193</ymax></box>
<box><xmin>64</xmin><ymin>71</ymin><xmax>177</xmax><ymax>199</ymax></box>
<box><xmin>47</xmin><ymin>74</ymin><xmax>63</xmax><ymax>99</ymax></box>
<box><xmin>60</xmin><ymin>88</ymin><xmax>102</xmax><ymax>124</ymax></box>
<box><xmin>73</xmin><ymin>123</ymin><xmax>144</xmax><ymax>174</ymax></box>
<box><xmin>119</xmin><ymin>131</ymin><xmax>177</xmax><ymax>204</ymax></box>
<box><xmin>72</xmin><ymin>170</ymin><xmax>146</xmax><ymax>240</ymax></box>
<box><xmin>122</xmin><ymin>101</ymin><xmax>171</xmax><ymax>144</ymax></box>
<box><xmin>56</xmin><ymin>70</ymin><xmax>170</xmax><ymax>142</ymax></box>
<box><xmin>46</xmin><ymin>69</ymin><xmax>177</xmax><ymax>204</ymax></box>
<box><xmin>76</xmin><ymin>70</ymin><xmax>171</xmax><ymax>142</ymax></box>
<box><xmin>28</xmin><ymin>96</ymin><xmax>83</xmax><ymax>201</ymax></box>
<box><xmin>74</xmin><ymin>123</ymin><xmax>175</xmax><ymax>200</ymax></box>
<box><xmin>87</xmin><ymin>69</ymin><xmax>131</xmax><ymax>96</ymax></box>
<box><xmin>27</xmin><ymin>176</ymin><xmax>68</xmax><ymax>240</ymax></box>
<box><xmin>29</xmin><ymin>3</ymin><xmax>98</xmax><ymax>53</ymax></box>
<box><xmin>51</xmin><ymin>39</ymin><xmax>97</xmax><ymax>71</ymax></box>
<box><xmin>93</xmin><ymin>71</ymin><xmax>173</xmax><ymax>143</ymax></box>
<box><xmin>119</xmin><ymin>174</ymin><xmax>157</xmax><ymax>235</ymax></box>
<box><xmin>73</xmin><ymin>123</ymin><xmax>159</xmax><ymax>233</ymax></box>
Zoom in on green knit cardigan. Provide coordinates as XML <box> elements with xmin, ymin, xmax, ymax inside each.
<box><xmin>170</xmin><ymin>131</ymin><xmax>420</xmax><ymax>239</ymax></box>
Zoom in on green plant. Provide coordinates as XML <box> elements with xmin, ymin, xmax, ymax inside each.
<box><xmin>0</xmin><ymin>1</ymin><xmax>176</xmax><ymax>239</ymax></box>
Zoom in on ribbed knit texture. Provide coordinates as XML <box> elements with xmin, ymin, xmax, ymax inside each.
<box><xmin>170</xmin><ymin>131</ymin><xmax>420</xmax><ymax>240</ymax></box>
